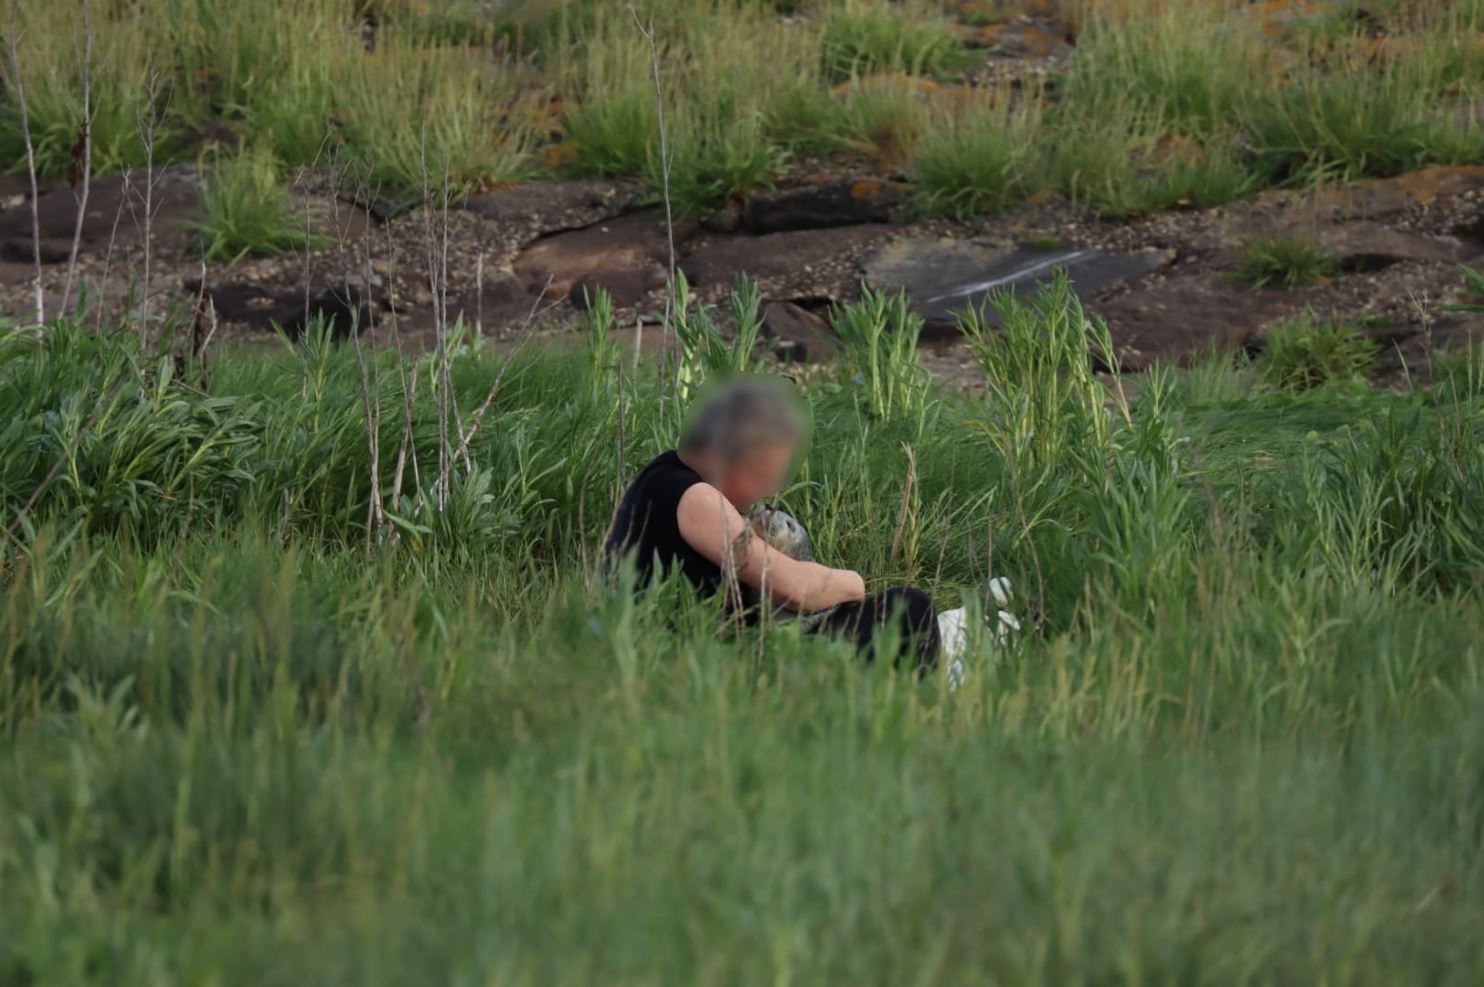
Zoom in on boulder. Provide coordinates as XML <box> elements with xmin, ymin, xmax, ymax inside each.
<box><xmin>962</xmin><ymin>17</ymin><xmax>1071</xmax><ymax>57</ymax></box>
<box><xmin>1299</xmin><ymin>165</ymin><xmax>1484</xmax><ymax>225</ymax></box>
<box><xmin>450</xmin><ymin>271</ymin><xmax>542</xmax><ymax>328</ymax></box>
<box><xmin>742</xmin><ymin>177</ymin><xmax>907</xmax><ymax>235</ymax></box>
<box><xmin>863</xmin><ymin>238</ymin><xmax>1175</xmax><ymax>331</ymax></box>
<box><xmin>0</xmin><ymin>260</ymin><xmax>38</xmax><ymax>285</ymax></box>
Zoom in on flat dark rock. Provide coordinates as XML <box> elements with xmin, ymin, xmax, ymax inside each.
<box><xmin>194</xmin><ymin>280</ymin><xmax>369</xmax><ymax>338</ymax></box>
<box><xmin>513</xmin><ymin>209</ymin><xmax>692</xmax><ymax>308</ymax></box>
<box><xmin>462</xmin><ymin>179</ymin><xmax>647</xmax><ymax>238</ymax></box>
<box><xmin>762</xmin><ymin>301</ymin><xmax>837</xmax><ymax>362</ymax></box>
<box><xmin>863</xmin><ymin>238</ymin><xmax>1175</xmax><ymax>330</ymax></box>
<box><xmin>742</xmin><ymin>177</ymin><xmax>906</xmax><ymax>235</ymax></box>
<box><xmin>0</xmin><ymin>165</ymin><xmax>202</xmax><ymax>259</ymax></box>
<box><xmin>681</xmin><ymin>226</ymin><xmax>892</xmax><ymax>287</ymax></box>
<box><xmin>1317</xmin><ymin>223</ymin><xmax>1484</xmax><ymax>270</ymax></box>
<box><xmin>1091</xmin><ymin>273</ymin><xmax>1308</xmax><ymax>371</ymax></box>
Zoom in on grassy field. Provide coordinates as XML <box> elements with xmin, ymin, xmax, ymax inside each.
<box><xmin>4</xmin><ymin>0</ymin><xmax>1484</xmax><ymax>980</ymax></box>
<box><xmin>3</xmin><ymin>277</ymin><xmax>1484</xmax><ymax>983</ymax></box>
<box><xmin>3</xmin><ymin>0</ymin><xmax>1483</xmax><ymax>248</ymax></box>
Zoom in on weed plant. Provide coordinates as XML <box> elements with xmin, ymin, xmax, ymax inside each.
<box><xmin>1234</xmin><ymin>232</ymin><xmax>1340</xmax><ymax>289</ymax></box>
<box><xmin>1258</xmin><ymin>312</ymin><xmax>1380</xmax><ymax>392</ymax></box>
<box><xmin>191</xmin><ymin>146</ymin><xmax>316</xmax><ymax>262</ymax></box>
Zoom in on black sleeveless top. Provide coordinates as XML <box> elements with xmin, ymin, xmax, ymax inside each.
<box><xmin>604</xmin><ymin>450</ymin><xmax>723</xmax><ymax>595</ymax></box>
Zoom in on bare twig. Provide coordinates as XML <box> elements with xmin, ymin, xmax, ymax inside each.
<box><xmin>474</xmin><ymin>251</ymin><xmax>484</xmax><ymax>345</ymax></box>
<box><xmin>189</xmin><ymin>259</ymin><xmax>208</xmax><ymax>362</ymax></box>
<box><xmin>3</xmin><ymin>0</ymin><xmax>44</xmax><ymax>324</ymax></box>
<box><xmin>133</xmin><ymin>69</ymin><xmax>163</xmax><ymax>341</ymax></box>
<box><xmin>628</xmin><ymin>5</ymin><xmax>677</xmax><ymax>410</ymax></box>
<box><xmin>418</xmin><ymin>124</ymin><xmax>453</xmax><ymax>507</ymax></box>
<box><xmin>93</xmin><ymin>166</ymin><xmax>130</xmax><ymax>332</ymax></box>
<box><xmin>59</xmin><ymin>0</ymin><xmax>94</xmax><ymax>318</ymax></box>
<box><xmin>340</xmin><ymin>161</ymin><xmax>385</xmax><ymax>548</ymax></box>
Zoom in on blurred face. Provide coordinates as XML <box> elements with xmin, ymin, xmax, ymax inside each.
<box><xmin>718</xmin><ymin>443</ymin><xmax>794</xmax><ymax>510</ymax></box>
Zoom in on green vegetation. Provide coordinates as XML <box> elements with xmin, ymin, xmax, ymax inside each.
<box><xmin>828</xmin><ymin>284</ymin><xmax>930</xmax><ymax>422</ymax></box>
<box><xmin>1257</xmin><ymin>311</ymin><xmax>1380</xmax><ymax>392</ymax></box>
<box><xmin>3</xmin><ymin>5</ymin><xmax>1484</xmax><ymax>977</ymax></box>
<box><xmin>911</xmin><ymin>92</ymin><xmax>1043</xmax><ymax>218</ymax></box>
<box><xmin>4</xmin><ymin>0</ymin><xmax>1480</xmax><ymax>217</ymax></box>
<box><xmin>4</xmin><ymin>278</ymin><xmax>1483</xmax><ymax>982</ymax></box>
<box><xmin>191</xmin><ymin>146</ymin><xmax>316</xmax><ymax>262</ymax></box>
<box><xmin>819</xmin><ymin>2</ymin><xmax>965</xmax><ymax>82</ymax></box>
<box><xmin>1234</xmin><ymin>231</ymin><xmax>1341</xmax><ymax>289</ymax></box>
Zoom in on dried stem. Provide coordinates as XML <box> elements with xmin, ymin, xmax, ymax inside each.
<box><xmin>134</xmin><ymin>69</ymin><xmax>163</xmax><ymax>341</ymax></box>
<box><xmin>418</xmin><ymin>124</ymin><xmax>454</xmax><ymax>508</ymax></box>
<box><xmin>628</xmin><ymin>5</ymin><xmax>677</xmax><ymax>414</ymax></box>
<box><xmin>59</xmin><ymin>0</ymin><xmax>93</xmax><ymax>318</ymax></box>
<box><xmin>3</xmin><ymin>0</ymin><xmax>44</xmax><ymax>325</ymax></box>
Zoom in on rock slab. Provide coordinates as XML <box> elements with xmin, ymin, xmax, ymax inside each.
<box><xmin>863</xmin><ymin>239</ymin><xmax>1174</xmax><ymax>329</ymax></box>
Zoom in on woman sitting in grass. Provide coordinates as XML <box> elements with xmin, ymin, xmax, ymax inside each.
<box><xmin>604</xmin><ymin>375</ymin><xmax>941</xmax><ymax>669</ymax></box>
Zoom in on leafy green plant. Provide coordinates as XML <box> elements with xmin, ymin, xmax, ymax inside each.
<box><xmin>1046</xmin><ymin>100</ymin><xmax>1257</xmax><ymax>218</ymax></box>
<box><xmin>669</xmin><ymin>272</ymin><xmax>766</xmax><ymax>401</ymax></box>
<box><xmin>819</xmin><ymin>4</ymin><xmax>965</xmax><ymax>82</ymax></box>
<box><xmin>1258</xmin><ymin>312</ymin><xmax>1379</xmax><ymax>391</ymax></box>
<box><xmin>191</xmin><ymin>146</ymin><xmax>315</xmax><ymax>262</ymax></box>
<box><xmin>958</xmin><ymin>272</ymin><xmax>1118</xmax><ymax>472</ymax></box>
<box><xmin>1061</xmin><ymin>4</ymin><xmax>1259</xmax><ymax>132</ymax></box>
<box><xmin>5</xmin><ymin>299</ymin><xmax>1484</xmax><ymax>986</ymax></box>
<box><xmin>339</xmin><ymin>41</ymin><xmax>531</xmax><ymax>194</ymax></box>
<box><xmin>1233</xmin><ymin>232</ymin><xmax>1340</xmax><ymax>289</ymax></box>
<box><xmin>912</xmin><ymin>92</ymin><xmax>1044</xmax><ymax>218</ymax></box>
<box><xmin>558</xmin><ymin>5</ymin><xmax>801</xmax><ymax>212</ymax></box>
<box><xmin>1447</xmin><ymin>264</ymin><xmax>1484</xmax><ymax>315</ymax></box>
<box><xmin>828</xmin><ymin>286</ymin><xmax>930</xmax><ymax>424</ymax></box>
<box><xmin>1238</xmin><ymin>43</ymin><xmax>1482</xmax><ymax>184</ymax></box>
<box><xmin>0</xmin><ymin>2</ymin><xmax>177</xmax><ymax>175</ymax></box>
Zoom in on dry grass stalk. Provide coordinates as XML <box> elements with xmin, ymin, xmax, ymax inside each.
<box><xmin>4</xmin><ymin>0</ymin><xmax>44</xmax><ymax>325</ymax></box>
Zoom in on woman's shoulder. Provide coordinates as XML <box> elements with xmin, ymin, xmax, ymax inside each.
<box><xmin>631</xmin><ymin>449</ymin><xmax>703</xmax><ymax>498</ymax></box>
<box><xmin>640</xmin><ymin>449</ymin><xmax>697</xmax><ymax>481</ymax></box>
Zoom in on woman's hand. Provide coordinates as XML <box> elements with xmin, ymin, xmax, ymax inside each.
<box><xmin>676</xmin><ymin>483</ymin><xmax>866</xmax><ymax>613</ymax></box>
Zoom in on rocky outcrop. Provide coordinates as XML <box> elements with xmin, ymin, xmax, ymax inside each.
<box><xmin>1092</xmin><ymin>273</ymin><xmax>1309</xmax><ymax>371</ymax></box>
<box><xmin>741</xmin><ymin>177</ymin><xmax>907</xmax><ymax>235</ymax></box>
<box><xmin>513</xmin><ymin>209</ymin><xmax>695</xmax><ymax>308</ymax></box>
<box><xmin>461</xmin><ymin>179</ymin><xmax>647</xmax><ymax>239</ymax></box>
<box><xmin>681</xmin><ymin>225</ymin><xmax>892</xmax><ymax>290</ymax></box>
<box><xmin>864</xmin><ymin>238</ymin><xmax>1174</xmax><ymax>331</ymax></box>
<box><xmin>0</xmin><ymin>165</ymin><xmax>202</xmax><ymax>262</ymax></box>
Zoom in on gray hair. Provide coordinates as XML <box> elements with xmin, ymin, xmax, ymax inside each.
<box><xmin>679</xmin><ymin>375</ymin><xmax>807</xmax><ymax>463</ymax></box>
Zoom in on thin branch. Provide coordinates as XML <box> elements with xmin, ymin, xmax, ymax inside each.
<box><xmin>133</xmin><ymin>69</ymin><xmax>163</xmax><ymax>341</ymax></box>
<box><xmin>3</xmin><ymin>0</ymin><xmax>43</xmax><ymax>324</ymax></box>
<box><xmin>628</xmin><ymin>4</ymin><xmax>677</xmax><ymax>412</ymax></box>
<box><xmin>59</xmin><ymin>0</ymin><xmax>93</xmax><ymax>318</ymax></box>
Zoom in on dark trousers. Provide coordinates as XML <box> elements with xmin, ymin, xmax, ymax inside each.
<box><xmin>811</xmin><ymin>587</ymin><xmax>940</xmax><ymax>671</ymax></box>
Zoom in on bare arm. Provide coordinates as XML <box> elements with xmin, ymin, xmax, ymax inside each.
<box><xmin>676</xmin><ymin>483</ymin><xmax>865</xmax><ymax>613</ymax></box>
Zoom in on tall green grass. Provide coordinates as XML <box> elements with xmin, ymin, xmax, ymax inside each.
<box><xmin>3</xmin><ymin>280</ymin><xmax>1484</xmax><ymax>981</ymax></box>
<box><xmin>191</xmin><ymin>145</ymin><xmax>317</xmax><ymax>262</ymax></box>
